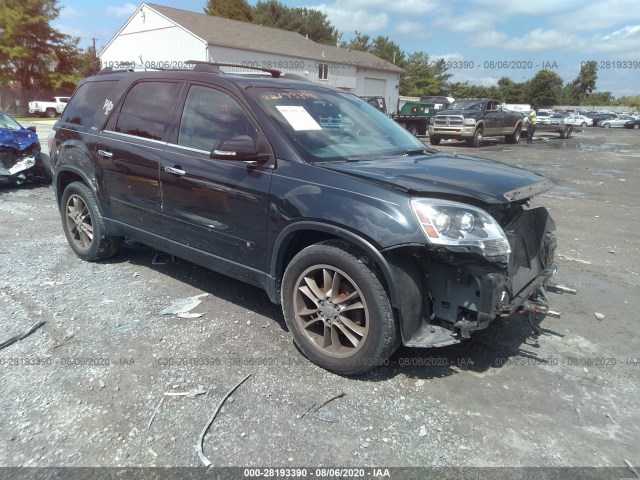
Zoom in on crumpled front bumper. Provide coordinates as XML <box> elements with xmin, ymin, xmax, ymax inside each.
<box><xmin>404</xmin><ymin>207</ymin><xmax>559</xmax><ymax>346</ymax></box>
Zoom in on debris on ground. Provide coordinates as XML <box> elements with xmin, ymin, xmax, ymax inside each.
<box><xmin>177</xmin><ymin>312</ymin><xmax>205</xmax><ymax>319</ymax></box>
<box><xmin>0</xmin><ymin>319</ymin><xmax>46</xmax><ymax>351</ymax></box>
<box><xmin>147</xmin><ymin>396</ymin><xmax>165</xmax><ymax>432</ymax></box>
<box><xmin>160</xmin><ymin>293</ymin><xmax>208</xmax><ymax>316</ymax></box>
<box><xmin>197</xmin><ymin>374</ymin><xmax>252</xmax><ymax>467</ymax></box>
<box><xmin>594</xmin><ymin>312</ymin><xmax>605</xmax><ymax>321</ymax></box>
<box><xmin>164</xmin><ymin>386</ymin><xmax>207</xmax><ymax>398</ymax></box>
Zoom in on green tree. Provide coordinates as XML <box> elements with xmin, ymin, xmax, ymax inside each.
<box><xmin>204</xmin><ymin>0</ymin><xmax>252</xmax><ymax>22</ymax></box>
<box><xmin>252</xmin><ymin>0</ymin><xmax>337</xmax><ymax>45</ymax></box>
<box><xmin>570</xmin><ymin>60</ymin><xmax>598</xmax><ymax>105</ymax></box>
<box><xmin>400</xmin><ymin>52</ymin><xmax>452</xmax><ymax>96</ymax></box>
<box><xmin>369</xmin><ymin>36</ymin><xmax>405</xmax><ymax>66</ymax></box>
<box><xmin>616</xmin><ymin>95</ymin><xmax>640</xmax><ymax>109</ymax></box>
<box><xmin>527</xmin><ymin>69</ymin><xmax>564</xmax><ymax>106</ymax></box>
<box><xmin>496</xmin><ymin>77</ymin><xmax>527</xmax><ymax>103</ymax></box>
<box><xmin>341</xmin><ymin>31</ymin><xmax>371</xmax><ymax>51</ymax></box>
<box><xmin>0</xmin><ymin>0</ymin><xmax>79</xmax><ymax>89</ymax></box>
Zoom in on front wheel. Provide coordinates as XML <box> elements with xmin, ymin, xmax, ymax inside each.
<box><xmin>470</xmin><ymin>128</ymin><xmax>483</xmax><ymax>147</ymax></box>
<box><xmin>581</xmin><ymin>122</ymin><xmax>587</xmax><ymax>127</ymax></box>
<box><xmin>604</xmin><ymin>123</ymin><xmax>611</xmax><ymax>128</ymax></box>
<box><xmin>281</xmin><ymin>241</ymin><xmax>399</xmax><ymax>375</ymax></box>
<box><xmin>60</xmin><ymin>182</ymin><xmax>120</xmax><ymax>261</ymax></box>
<box><xmin>634</xmin><ymin>124</ymin><xmax>640</xmax><ymax>130</ymax></box>
<box><xmin>429</xmin><ymin>136</ymin><xmax>441</xmax><ymax>145</ymax></box>
<box><xmin>45</xmin><ymin>109</ymin><xmax>57</xmax><ymax>118</ymax></box>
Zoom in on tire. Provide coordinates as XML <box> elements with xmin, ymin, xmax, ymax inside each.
<box><xmin>429</xmin><ymin>136</ymin><xmax>441</xmax><ymax>145</ymax></box>
<box><xmin>35</xmin><ymin>153</ymin><xmax>53</xmax><ymax>184</ymax></box>
<box><xmin>604</xmin><ymin>123</ymin><xmax>610</xmax><ymax>128</ymax></box>
<box><xmin>60</xmin><ymin>182</ymin><xmax>120</xmax><ymax>261</ymax></box>
<box><xmin>45</xmin><ymin>109</ymin><xmax>57</xmax><ymax>118</ymax></box>
<box><xmin>470</xmin><ymin>128</ymin><xmax>483</xmax><ymax>148</ymax></box>
<box><xmin>281</xmin><ymin>240</ymin><xmax>399</xmax><ymax>375</ymax></box>
<box><xmin>407</xmin><ymin>124</ymin><xmax>418</xmax><ymax>136</ymax></box>
<box><xmin>505</xmin><ymin>125</ymin><xmax>521</xmax><ymax>144</ymax></box>
<box><xmin>581</xmin><ymin>122</ymin><xmax>587</xmax><ymax>127</ymax></box>
<box><xmin>634</xmin><ymin>124</ymin><xmax>639</xmax><ymax>130</ymax></box>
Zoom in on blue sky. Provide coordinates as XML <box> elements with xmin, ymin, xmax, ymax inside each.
<box><xmin>54</xmin><ymin>0</ymin><xmax>640</xmax><ymax>98</ymax></box>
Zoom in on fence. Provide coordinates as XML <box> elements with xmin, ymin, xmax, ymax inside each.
<box><xmin>0</xmin><ymin>88</ymin><xmax>72</xmax><ymax>116</ymax></box>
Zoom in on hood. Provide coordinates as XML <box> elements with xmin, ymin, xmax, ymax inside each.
<box><xmin>319</xmin><ymin>153</ymin><xmax>553</xmax><ymax>204</ymax></box>
<box><xmin>0</xmin><ymin>128</ymin><xmax>39</xmax><ymax>152</ymax></box>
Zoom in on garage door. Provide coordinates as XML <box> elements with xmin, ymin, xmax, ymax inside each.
<box><xmin>363</xmin><ymin>78</ymin><xmax>386</xmax><ymax>97</ymax></box>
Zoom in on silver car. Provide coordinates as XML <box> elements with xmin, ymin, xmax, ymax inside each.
<box><xmin>599</xmin><ymin>115</ymin><xmax>640</xmax><ymax>128</ymax></box>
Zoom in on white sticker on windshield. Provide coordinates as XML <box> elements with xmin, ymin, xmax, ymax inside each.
<box><xmin>276</xmin><ymin>105</ymin><xmax>322</xmax><ymax>131</ymax></box>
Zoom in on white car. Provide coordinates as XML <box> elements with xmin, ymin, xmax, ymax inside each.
<box><xmin>564</xmin><ymin>114</ymin><xmax>592</xmax><ymax>127</ymax></box>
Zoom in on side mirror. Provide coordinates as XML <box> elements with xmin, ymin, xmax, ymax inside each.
<box><xmin>27</xmin><ymin>126</ymin><xmax>37</xmax><ymax>133</ymax></box>
<box><xmin>210</xmin><ymin>135</ymin><xmax>258</xmax><ymax>160</ymax></box>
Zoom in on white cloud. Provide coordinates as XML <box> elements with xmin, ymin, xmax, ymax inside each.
<box><xmin>550</xmin><ymin>1</ymin><xmax>640</xmax><ymax>31</ymax></box>
<box><xmin>313</xmin><ymin>4</ymin><xmax>388</xmax><ymax>32</ymax></box>
<box><xmin>472</xmin><ymin>30</ymin><xmax>509</xmax><ymax>47</ymax></box>
<box><xmin>470</xmin><ymin>0</ymin><xmax>583</xmax><ymax>16</ymax></box>
<box><xmin>323</xmin><ymin>0</ymin><xmax>439</xmax><ymax>15</ymax></box>
<box><xmin>106</xmin><ymin>3</ymin><xmax>137</xmax><ymax>18</ymax></box>
<box><xmin>53</xmin><ymin>23</ymin><xmax>93</xmax><ymax>38</ymax></box>
<box><xmin>432</xmin><ymin>52</ymin><xmax>465</xmax><ymax>62</ymax></box>
<box><xmin>602</xmin><ymin>24</ymin><xmax>640</xmax><ymax>40</ymax></box>
<box><xmin>394</xmin><ymin>21</ymin><xmax>426</xmax><ymax>36</ymax></box>
<box><xmin>59</xmin><ymin>6</ymin><xmax>82</xmax><ymax>20</ymax></box>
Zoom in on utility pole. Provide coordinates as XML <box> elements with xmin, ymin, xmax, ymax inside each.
<box><xmin>92</xmin><ymin>37</ymin><xmax>98</xmax><ymax>74</ymax></box>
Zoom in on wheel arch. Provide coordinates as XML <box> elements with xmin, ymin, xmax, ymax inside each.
<box><xmin>55</xmin><ymin>166</ymin><xmax>100</xmax><ymax>211</ymax></box>
<box><xmin>270</xmin><ymin>222</ymin><xmax>400</xmax><ymax>310</ymax></box>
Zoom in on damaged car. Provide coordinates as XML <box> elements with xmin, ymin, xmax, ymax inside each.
<box><xmin>0</xmin><ymin>112</ymin><xmax>51</xmax><ymax>186</ymax></box>
<box><xmin>49</xmin><ymin>64</ymin><xmax>575</xmax><ymax>375</ymax></box>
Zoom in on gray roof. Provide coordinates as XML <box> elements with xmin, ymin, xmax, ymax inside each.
<box><xmin>145</xmin><ymin>3</ymin><xmax>404</xmax><ymax>74</ymax></box>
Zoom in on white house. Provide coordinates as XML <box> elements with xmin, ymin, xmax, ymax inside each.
<box><xmin>99</xmin><ymin>3</ymin><xmax>404</xmax><ymax>112</ymax></box>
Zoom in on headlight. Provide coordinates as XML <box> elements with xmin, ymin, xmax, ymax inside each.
<box><xmin>464</xmin><ymin>118</ymin><xmax>476</xmax><ymax>126</ymax></box>
<box><xmin>410</xmin><ymin>199</ymin><xmax>511</xmax><ymax>261</ymax></box>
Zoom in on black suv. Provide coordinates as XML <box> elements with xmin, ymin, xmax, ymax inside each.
<box><xmin>49</xmin><ymin>64</ymin><xmax>567</xmax><ymax>375</ymax></box>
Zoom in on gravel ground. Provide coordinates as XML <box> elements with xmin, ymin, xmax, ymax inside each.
<box><xmin>0</xmin><ymin>125</ymin><xmax>639</xmax><ymax>475</ymax></box>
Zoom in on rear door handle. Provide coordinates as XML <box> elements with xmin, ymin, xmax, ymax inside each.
<box><xmin>98</xmin><ymin>150</ymin><xmax>113</xmax><ymax>158</ymax></box>
<box><xmin>164</xmin><ymin>166</ymin><xmax>186</xmax><ymax>176</ymax></box>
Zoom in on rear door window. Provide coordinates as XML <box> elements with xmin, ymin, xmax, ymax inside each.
<box><xmin>61</xmin><ymin>81</ymin><xmax>119</xmax><ymax>127</ymax></box>
<box><xmin>114</xmin><ymin>82</ymin><xmax>181</xmax><ymax>141</ymax></box>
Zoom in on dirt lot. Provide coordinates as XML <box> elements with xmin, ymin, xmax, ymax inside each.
<box><xmin>1</xmin><ymin>125</ymin><xmax>639</xmax><ymax>475</ymax></box>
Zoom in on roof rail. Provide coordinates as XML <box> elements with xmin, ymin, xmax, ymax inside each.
<box><xmin>96</xmin><ymin>65</ymin><xmax>164</xmax><ymax>75</ymax></box>
<box><xmin>186</xmin><ymin>60</ymin><xmax>281</xmax><ymax>78</ymax></box>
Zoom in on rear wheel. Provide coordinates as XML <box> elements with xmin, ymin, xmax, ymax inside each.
<box><xmin>60</xmin><ymin>182</ymin><xmax>120</xmax><ymax>261</ymax></box>
<box><xmin>407</xmin><ymin>124</ymin><xmax>418</xmax><ymax>136</ymax></box>
<box><xmin>604</xmin><ymin>123</ymin><xmax>611</xmax><ymax>128</ymax></box>
<box><xmin>45</xmin><ymin>109</ymin><xmax>57</xmax><ymax>118</ymax></box>
<box><xmin>634</xmin><ymin>124</ymin><xmax>639</xmax><ymax>130</ymax></box>
<box><xmin>505</xmin><ymin>125</ymin><xmax>521</xmax><ymax>144</ymax></box>
<box><xmin>281</xmin><ymin>240</ymin><xmax>399</xmax><ymax>375</ymax></box>
<box><xmin>581</xmin><ymin>122</ymin><xmax>587</xmax><ymax>127</ymax></box>
<box><xmin>429</xmin><ymin>136</ymin><xmax>441</xmax><ymax>145</ymax></box>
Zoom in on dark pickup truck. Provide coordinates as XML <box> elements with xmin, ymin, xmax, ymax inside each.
<box><xmin>429</xmin><ymin>98</ymin><xmax>523</xmax><ymax>147</ymax></box>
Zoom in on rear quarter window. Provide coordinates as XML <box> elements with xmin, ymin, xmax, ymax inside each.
<box><xmin>61</xmin><ymin>81</ymin><xmax>119</xmax><ymax>127</ymax></box>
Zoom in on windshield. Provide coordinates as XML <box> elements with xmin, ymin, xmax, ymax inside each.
<box><xmin>0</xmin><ymin>112</ymin><xmax>23</xmax><ymax>130</ymax></box>
<box><xmin>445</xmin><ymin>100</ymin><xmax>485</xmax><ymax>111</ymax></box>
<box><xmin>248</xmin><ymin>88</ymin><xmax>426</xmax><ymax>163</ymax></box>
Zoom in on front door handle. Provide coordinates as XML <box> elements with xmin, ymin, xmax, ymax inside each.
<box><xmin>98</xmin><ymin>150</ymin><xmax>113</xmax><ymax>158</ymax></box>
<box><xmin>164</xmin><ymin>166</ymin><xmax>186</xmax><ymax>176</ymax></box>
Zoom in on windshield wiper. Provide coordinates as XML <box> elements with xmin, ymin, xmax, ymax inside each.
<box><xmin>401</xmin><ymin>147</ymin><xmax>434</xmax><ymax>156</ymax></box>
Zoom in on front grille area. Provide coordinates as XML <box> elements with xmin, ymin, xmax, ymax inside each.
<box><xmin>434</xmin><ymin>115</ymin><xmax>464</xmax><ymax>127</ymax></box>
<box><xmin>504</xmin><ymin>207</ymin><xmax>556</xmax><ymax>295</ymax></box>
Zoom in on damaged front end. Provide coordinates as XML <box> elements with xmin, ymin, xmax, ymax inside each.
<box><xmin>0</xmin><ymin>122</ymin><xmax>50</xmax><ymax>186</ymax></box>
<box><xmin>389</xmin><ymin>198</ymin><xmax>576</xmax><ymax>348</ymax></box>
